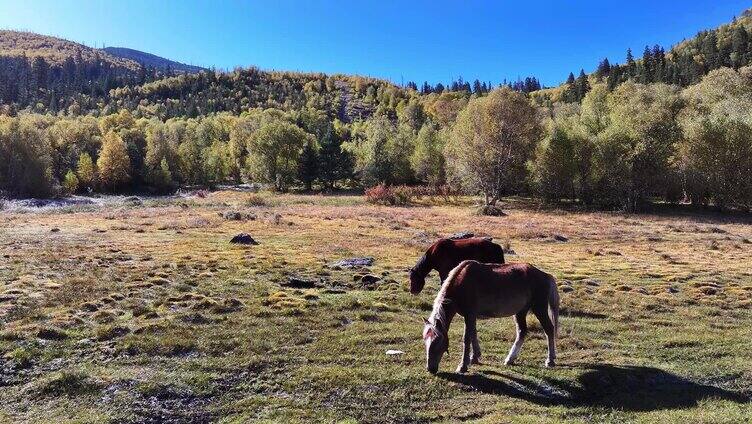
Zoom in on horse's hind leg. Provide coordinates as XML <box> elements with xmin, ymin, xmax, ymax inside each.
<box><xmin>504</xmin><ymin>309</ymin><xmax>528</xmax><ymax>366</ymax></box>
<box><xmin>533</xmin><ymin>307</ymin><xmax>556</xmax><ymax>368</ymax></box>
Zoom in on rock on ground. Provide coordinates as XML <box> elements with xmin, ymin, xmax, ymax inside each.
<box><xmin>230</xmin><ymin>233</ymin><xmax>259</xmax><ymax>245</ymax></box>
<box><xmin>329</xmin><ymin>257</ymin><xmax>375</xmax><ymax>269</ymax></box>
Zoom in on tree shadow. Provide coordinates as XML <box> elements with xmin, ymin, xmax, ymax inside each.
<box><xmin>438</xmin><ymin>363</ymin><xmax>749</xmax><ymax>412</ymax></box>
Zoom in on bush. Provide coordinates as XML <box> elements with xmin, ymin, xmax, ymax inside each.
<box><xmin>245</xmin><ymin>193</ymin><xmax>268</xmax><ymax>207</ymax></box>
<box><xmin>365</xmin><ymin>184</ymin><xmax>392</xmax><ymax>204</ymax></box>
<box><xmin>365</xmin><ymin>184</ymin><xmax>413</xmax><ymax>206</ymax></box>
<box><xmin>391</xmin><ymin>185</ymin><xmax>413</xmax><ymax>205</ymax></box>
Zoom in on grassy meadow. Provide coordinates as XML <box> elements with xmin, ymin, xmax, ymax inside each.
<box><xmin>0</xmin><ymin>191</ymin><xmax>751</xmax><ymax>423</ymax></box>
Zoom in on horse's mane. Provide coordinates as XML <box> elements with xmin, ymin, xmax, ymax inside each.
<box><xmin>412</xmin><ymin>253</ymin><xmax>431</xmax><ymax>277</ymax></box>
<box><xmin>428</xmin><ymin>260</ymin><xmax>471</xmax><ymax>332</ymax></box>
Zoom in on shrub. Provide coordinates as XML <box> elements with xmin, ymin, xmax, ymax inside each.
<box><xmin>245</xmin><ymin>193</ymin><xmax>268</xmax><ymax>207</ymax></box>
<box><xmin>365</xmin><ymin>184</ymin><xmax>393</xmax><ymax>205</ymax></box>
<box><xmin>391</xmin><ymin>185</ymin><xmax>413</xmax><ymax>206</ymax></box>
<box><xmin>365</xmin><ymin>184</ymin><xmax>413</xmax><ymax>206</ymax></box>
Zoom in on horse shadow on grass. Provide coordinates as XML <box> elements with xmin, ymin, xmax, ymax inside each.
<box><xmin>438</xmin><ymin>363</ymin><xmax>749</xmax><ymax>412</ymax></box>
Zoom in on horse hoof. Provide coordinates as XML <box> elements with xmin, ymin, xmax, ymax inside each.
<box><xmin>545</xmin><ymin>360</ymin><xmax>556</xmax><ymax>368</ymax></box>
<box><xmin>504</xmin><ymin>359</ymin><xmax>515</xmax><ymax>366</ymax></box>
<box><xmin>471</xmin><ymin>358</ymin><xmax>482</xmax><ymax>365</ymax></box>
<box><xmin>456</xmin><ymin>365</ymin><xmax>468</xmax><ymax>374</ymax></box>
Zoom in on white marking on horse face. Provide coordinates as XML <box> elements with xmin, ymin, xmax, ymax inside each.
<box><xmin>423</xmin><ymin>324</ymin><xmax>435</xmax><ymax>340</ymax></box>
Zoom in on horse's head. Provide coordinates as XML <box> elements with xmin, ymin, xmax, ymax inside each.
<box><xmin>423</xmin><ymin>317</ymin><xmax>448</xmax><ymax>373</ymax></box>
<box><xmin>409</xmin><ymin>267</ymin><xmax>426</xmax><ymax>294</ymax></box>
<box><xmin>409</xmin><ymin>254</ymin><xmax>431</xmax><ymax>294</ymax></box>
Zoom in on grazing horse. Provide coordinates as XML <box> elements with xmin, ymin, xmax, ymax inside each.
<box><xmin>422</xmin><ymin>260</ymin><xmax>560</xmax><ymax>374</ymax></box>
<box><xmin>409</xmin><ymin>238</ymin><xmax>504</xmax><ymax>295</ymax></box>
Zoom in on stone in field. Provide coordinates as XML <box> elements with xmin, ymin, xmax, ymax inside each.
<box><xmin>330</xmin><ymin>257</ymin><xmax>375</xmax><ymax>268</ymax></box>
<box><xmin>230</xmin><ymin>233</ymin><xmax>258</xmax><ymax>245</ymax></box>
<box><xmin>283</xmin><ymin>277</ymin><xmax>317</xmax><ymax>289</ymax></box>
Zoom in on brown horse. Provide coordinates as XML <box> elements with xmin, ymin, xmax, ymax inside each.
<box><xmin>409</xmin><ymin>238</ymin><xmax>504</xmax><ymax>295</ymax></box>
<box><xmin>422</xmin><ymin>260</ymin><xmax>559</xmax><ymax>374</ymax></box>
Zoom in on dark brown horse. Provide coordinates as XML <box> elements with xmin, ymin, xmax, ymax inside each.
<box><xmin>409</xmin><ymin>238</ymin><xmax>504</xmax><ymax>295</ymax></box>
<box><xmin>422</xmin><ymin>260</ymin><xmax>559</xmax><ymax>374</ymax></box>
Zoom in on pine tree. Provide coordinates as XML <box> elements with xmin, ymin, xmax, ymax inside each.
<box><xmin>473</xmin><ymin>79</ymin><xmax>483</xmax><ymax>94</ymax></box>
<box><xmin>731</xmin><ymin>25</ymin><xmax>749</xmax><ymax>68</ymax></box>
<box><xmin>652</xmin><ymin>45</ymin><xmax>665</xmax><ymax>82</ymax></box>
<box><xmin>642</xmin><ymin>45</ymin><xmax>653</xmax><ymax>83</ymax></box>
<box><xmin>626</xmin><ymin>48</ymin><xmax>636</xmax><ymax>77</ymax></box>
<box><xmin>31</xmin><ymin>57</ymin><xmax>49</xmax><ymax>93</ymax></box>
<box><xmin>701</xmin><ymin>31</ymin><xmax>720</xmax><ymax>72</ymax></box>
<box><xmin>575</xmin><ymin>70</ymin><xmax>590</xmax><ymax>101</ymax></box>
<box><xmin>563</xmin><ymin>72</ymin><xmax>577</xmax><ymax>103</ymax></box>
<box><xmin>596</xmin><ymin>58</ymin><xmax>611</xmax><ymax>79</ymax></box>
<box><xmin>606</xmin><ymin>64</ymin><xmax>621</xmax><ymax>90</ymax></box>
<box><xmin>318</xmin><ymin>125</ymin><xmax>352</xmax><ymax>189</ymax></box>
<box><xmin>298</xmin><ymin>139</ymin><xmax>319</xmax><ymax>191</ymax></box>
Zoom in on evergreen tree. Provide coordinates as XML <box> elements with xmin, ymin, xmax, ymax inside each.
<box><xmin>319</xmin><ymin>124</ymin><xmax>352</xmax><ymax>189</ymax></box>
<box><xmin>626</xmin><ymin>48</ymin><xmax>636</xmax><ymax>77</ymax></box>
<box><xmin>563</xmin><ymin>72</ymin><xmax>577</xmax><ymax>103</ymax></box>
<box><xmin>575</xmin><ymin>70</ymin><xmax>590</xmax><ymax>101</ymax></box>
<box><xmin>596</xmin><ymin>58</ymin><xmax>611</xmax><ymax>79</ymax></box>
<box><xmin>606</xmin><ymin>64</ymin><xmax>621</xmax><ymax>90</ymax></box>
<box><xmin>473</xmin><ymin>79</ymin><xmax>483</xmax><ymax>94</ymax></box>
<box><xmin>298</xmin><ymin>139</ymin><xmax>319</xmax><ymax>191</ymax></box>
<box><xmin>731</xmin><ymin>25</ymin><xmax>749</xmax><ymax>68</ymax></box>
<box><xmin>642</xmin><ymin>45</ymin><xmax>653</xmax><ymax>83</ymax></box>
<box><xmin>701</xmin><ymin>31</ymin><xmax>720</xmax><ymax>72</ymax></box>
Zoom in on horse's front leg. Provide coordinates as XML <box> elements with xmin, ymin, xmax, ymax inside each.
<box><xmin>456</xmin><ymin>315</ymin><xmax>476</xmax><ymax>374</ymax></box>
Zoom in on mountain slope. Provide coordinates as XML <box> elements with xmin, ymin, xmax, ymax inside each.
<box><xmin>0</xmin><ymin>30</ymin><xmax>140</xmax><ymax>72</ymax></box>
<box><xmin>102</xmin><ymin>47</ymin><xmax>205</xmax><ymax>74</ymax></box>
<box><xmin>532</xmin><ymin>7</ymin><xmax>752</xmax><ymax>103</ymax></box>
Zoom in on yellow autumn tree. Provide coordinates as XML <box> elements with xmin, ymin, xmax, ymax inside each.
<box><xmin>97</xmin><ymin>131</ymin><xmax>131</xmax><ymax>191</ymax></box>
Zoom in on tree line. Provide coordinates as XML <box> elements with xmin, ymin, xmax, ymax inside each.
<box><xmin>0</xmin><ymin>53</ymin><xmax>165</xmax><ymax>115</ymax></box>
<box><xmin>2</xmin><ymin>66</ymin><xmax>750</xmax><ymax>211</ymax></box>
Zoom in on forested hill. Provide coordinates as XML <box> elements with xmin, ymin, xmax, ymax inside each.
<box><xmin>0</xmin><ymin>30</ymin><xmax>140</xmax><ymax>71</ymax></box>
<box><xmin>102</xmin><ymin>47</ymin><xmax>205</xmax><ymax>74</ymax></box>
<box><xmin>534</xmin><ymin>8</ymin><xmax>752</xmax><ymax>104</ymax></box>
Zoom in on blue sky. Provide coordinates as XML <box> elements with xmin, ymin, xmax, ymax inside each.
<box><xmin>1</xmin><ymin>1</ymin><xmax>750</xmax><ymax>86</ymax></box>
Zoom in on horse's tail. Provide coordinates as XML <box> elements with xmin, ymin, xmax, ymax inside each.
<box><xmin>547</xmin><ymin>274</ymin><xmax>560</xmax><ymax>338</ymax></box>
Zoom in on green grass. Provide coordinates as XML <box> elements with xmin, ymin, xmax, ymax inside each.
<box><xmin>0</xmin><ymin>192</ymin><xmax>750</xmax><ymax>422</ymax></box>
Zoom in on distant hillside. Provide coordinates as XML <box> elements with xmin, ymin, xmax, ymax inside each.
<box><xmin>532</xmin><ymin>7</ymin><xmax>752</xmax><ymax>103</ymax></box>
<box><xmin>103</xmin><ymin>47</ymin><xmax>205</xmax><ymax>74</ymax></box>
<box><xmin>0</xmin><ymin>30</ymin><xmax>140</xmax><ymax>73</ymax></box>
